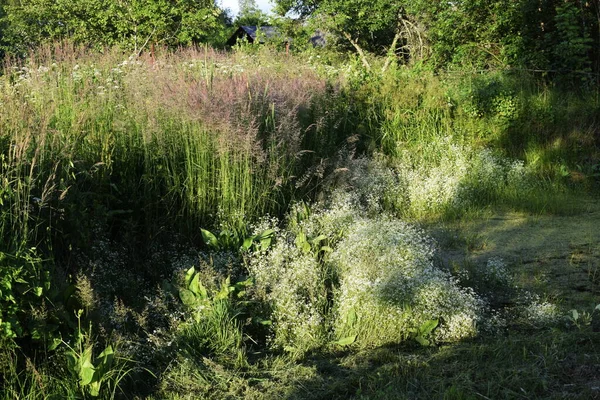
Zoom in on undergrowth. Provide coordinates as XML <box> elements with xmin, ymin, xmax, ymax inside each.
<box><xmin>1</xmin><ymin>43</ymin><xmax>599</xmax><ymax>399</ymax></box>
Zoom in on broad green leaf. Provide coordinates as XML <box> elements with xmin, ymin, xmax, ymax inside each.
<box><xmin>347</xmin><ymin>309</ymin><xmax>357</xmax><ymax>327</ymax></box>
<box><xmin>334</xmin><ymin>335</ymin><xmax>357</xmax><ymax>346</ymax></box>
<box><xmin>260</xmin><ymin>237</ymin><xmax>272</xmax><ymax>250</ymax></box>
<box><xmin>79</xmin><ymin>359</ymin><xmax>96</xmax><ymax>386</ymax></box>
<box><xmin>419</xmin><ymin>319</ymin><xmax>439</xmax><ymax>335</ymax></box>
<box><xmin>89</xmin><ymin>380</ymin><xmax>101</xmax><ymax>397</ymax></box>
<box><xmin>311</xmin><ymin>234</ymin><xmax>327</xmax><ymax>244</ymax></box>
<box><xmin>571</xmin><ymin>309</ymin><xmax>579</xmax><ymax>320</ymax></box>
<box><xmin>242</xmin><ymin>237</ymin><xmax>253</xmax><ymax>251</ymax></box>
<box><xmin>303</xmin><ymin>242</ymin><xmax>311</xmax><ymax>253</ymax></box>
<box><xmin>179</xmin><ymin>288</ymin><xmax>196</xmax><ymax>307</ymax></box>
<box><xmin>258</xmin><ymin>229</ymin><xmax>274</xmax><ymax>239</ymax></box>
<box><xmin>97</xmin><ymin>345</ymin><xmax>114</xmax><ymax>370</ymax></box>
<box><xmin>189</xmin><ymin>274</ymin><xmax>207</xmax><ymax>299</ymax></box>
<box><xmin>295</xmin><ymin>232</ymin><xmax>307</xmax><ymax>249</ymax></box>
<box><xmin>415</xmin><ymin>335</ymin><xmax>430</xmax><ymax>347</ymax></box>
<box><xmin>184</xmin><ymin>267</ymin><xmax>195</xmax><ymax>287</ymax></box>
<box><xmin>201</xmin><ymin>228</ymin><xmax>218</xmax><ymax>249</ymax></box>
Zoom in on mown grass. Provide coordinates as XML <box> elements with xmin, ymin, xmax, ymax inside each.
<box><xmin>1</xmin><ymin>44</ymin><xmax>599</xmax><ymax>399</ymax></box>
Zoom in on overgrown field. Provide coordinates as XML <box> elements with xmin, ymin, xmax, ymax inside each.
<box><xmin>1</xmin><ymin>44</ymin><xmax>599</xmax><ymax>399</ymax></box>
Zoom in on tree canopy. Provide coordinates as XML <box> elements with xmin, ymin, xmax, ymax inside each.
<box><xmin>0</xmin><ymin>0</ymin><xmax>598</xmax><ymax>81</ymax></box>
<box><xmin>0</xmin><ymin>0</ymin><xmax>230</xmax><ymax>56</ymax></box>
<box><xmin>235</xmin><ymin>0</ymin><xmax>269</xmax><ymax>27</ymax></box>
<box><xmin>273</xmin><ymin>0</ymin><xmax>599</xmax><ymax>78</ymax></box>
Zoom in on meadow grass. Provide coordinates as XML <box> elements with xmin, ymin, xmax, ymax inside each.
<box><xmin>1</xmin><ymin>44</ymin><xmax>599</xmax><ymax>399</ymax></box>
<box><xmin>0</xmin><ymin>44</ymin><xmax>352</xmax><ymax>257</ymax></box>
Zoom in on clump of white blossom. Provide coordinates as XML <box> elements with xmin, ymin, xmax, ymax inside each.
<box><xmin>246</xmin><ymin>149</ymin><xmax>555</xmax><ymax>352</ymax></box>
<box><xmin>390</xmin><ymin>138</ymin><xmax>533</xmax><ymax>217</ymax></box>
<box><xmin>517</xmin><ymin>292</ymin><xmax>561</xmax><ymax>327</ymax></box>
<box><xmin>248</xmin><ymin>230</ymin><xmax>329</xmax><ymax>353</ymax></box>
<box><xmin>331</xmin><ymin>216</ymin><xmax>484</xmax><ymax>346</ymax></box>
<box><xmin>247</xmin><ymin>195</ymin><xmax>363</xmax><ymax>353</ymax></box>
<box><xmin>481</xmin><ymin>257</ymin><xmax>514</xmax><ymax>287</ymax></box>
<box><xmin>342</xmin><ymin>156</ymin><xmax>404</xmax><ymax>215</ymax></box>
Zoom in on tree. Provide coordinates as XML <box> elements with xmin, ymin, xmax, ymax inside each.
<box><xmin>273</xmin><ymin>0</ymin><xmax>599</xmax><ymax>79</ymax></box>
<box><xmin>274</xmin><ymin>0</ymin><xmax>427</xmax><ymax>71</ymax></box>
<box><xmin>235</xmin><ymin>0</ymin><xmax>269</xmax><ymax>27</ymax></box>
<box><xmin>408</xmin><ymin>0</ymin><xmax>598</xmax><ymax>77</ymax></box>
<box><xmin>0</xmin><ymin>0</ymin><xmax>230</xmax><ymax>56</ymax></box>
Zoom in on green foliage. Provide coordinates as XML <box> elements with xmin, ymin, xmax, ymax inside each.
<box><xmin>409</xmin><ymin>319</ymin><xmax>439</xmax><ymax>347</ymax></box>
<box><xmin>176</xmin><ymin>266</ymin><xmax>252</xmax><ymax>316</ymax></box>
<box><xmin>0</xmin><ymin>45</ymin><xmax>351</xmax><ymax>248</ymax></box>
<box><xmin>200</xmin><ymin>227</ymin><xmax>274</xmax><ymax>252</ymax></box>
<box><xmin>235</xmin><ymin>0</ymin><xmax>270</xmax><ymax>27</ymax></box>
<box><xmin>63</xmin><ymin>311</ymin><xmax>133</xmax><ymax>398</ymax></box>
<box><xmin>552</xmin><ymin>1</ymin><xmax>594</xmax><ymax>83</ymax></box>
<box><xmin>0</xmin><ymin>43</ymin><xmax>598</xmax><ymax>399</ymax></box>
<box><xmin>333</xmin><ymin>334</ymin><xmax>356</xmax><ymax>346</ymax></box>
<box><xmin>294</xmin><ymin>231</ymin><xmax>332</xmax><ymax>257</ymax></box>
<box><xmin>568</xmin><ymin>304</ymin><xmax>600</xmax><ymax>330</ymax></box>
<box><xmin>0</xmin><ymin>249</ymin><xmax>52</xmax><ymax>341</ymax></box>
<box><xmin>167</xmin><ymin>266</ymin><xmax>254</xmax><ymax>367</ymax></box>
<box><xmin>412</xmin><ymin>0</ymin><xmax>599</xmax><ymax>76</ymax></box>
<box><xmin>0</xmin><ymin>0</ymin><xmax>229</xmax><ymax>56</ymax></box>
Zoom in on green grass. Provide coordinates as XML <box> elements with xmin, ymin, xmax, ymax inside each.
<box><xmin>147</xmin><ymin>327</ymin><xmax>600</xmax><ymax>399</ymax></box>
<box><xmin>1</xmin><ymin>44</ymin><xmax>600</xmax><ymax>399</ymax></box>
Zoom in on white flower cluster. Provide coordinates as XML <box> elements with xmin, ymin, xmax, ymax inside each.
<box><xmin>292</xmin><ymin>193</ymin><xmax>356</xmax><ymax>245</ymax></box>
<box><xmin>481</xmin><ymin>257</ymin><xmax>514</xmax><ymax>287</ymax></box>
<box><xmin>518</xmin><ymin>293</ymin><xmax>561</xmax><ymax>327</ymax></box>
<box><xmin>344</xmin><ymin>156</ymin><xmax>404</xmax><ymax>215</ymax></box>
<box><xmin>384</xmin><ymin>139</ymin><xmax>535</xmax><ymax>217</ymax></box>
<box><xmin>248</xmin><ymin>226</ymin><xmax>329</xmax><ymax>353</ymax></box>
<box><xmin>330</xmin><ymin>216</ymin><xmax>484</xmax><ymax>346</ymax></box>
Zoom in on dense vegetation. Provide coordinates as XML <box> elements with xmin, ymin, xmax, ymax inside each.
<box><xmin>1</xmin><ymin>1</ymin><xmax>600</xmax><ymax>399</ymax></box>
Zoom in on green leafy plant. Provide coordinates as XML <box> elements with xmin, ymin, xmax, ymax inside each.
<box><xmin>241</xmin><ymin>229</ymin><xmax>275</xmax><ymax>253</ymax></box>
<box><xmin>64</xmin><ymin>310</ymin><xmax>133</xmax><ymax>398</ymax></box>
<box><xmin>409</xmin><ymin>319</ymin><xmax>439</xmax><ymax>347</ymax></box>
<box><xmin>0</xmin><ymin>249</ymin><xmax>50</xmax><ymax>340</ymax></box>
<box><xmin>568</xmin><ymin>305</ymin><xmax>600</xmax><ymax>330</ymax></box>
<box><xmin>175</xmin><ymin>266</ymin><xmax>253</xmax><ymax>321</ymax></box>
<box><xmin>170</xmin><ymin>267</ymin><xmax>256</xmax><ymax>367</ymax></box>
<box><xmin>294</xmin><ymin>231</ymin><xmax>332</xmax><ymax>256</ymax></box>
<box><xmin>201</xmin><ymin>227</ymin><xmax>274</xmax><ymax>253</ymax></box>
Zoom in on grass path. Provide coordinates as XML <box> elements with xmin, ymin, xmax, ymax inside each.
<box><xmin>437</xmin><ymin>198</ymin><xmax>600</xmax><ymax>310</ymax></box>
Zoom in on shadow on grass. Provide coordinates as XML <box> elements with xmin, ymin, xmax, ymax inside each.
<box><xmin>278</xmin><ymin>328</ymin><xmax>600</xmax><ymax>400</ymax></box>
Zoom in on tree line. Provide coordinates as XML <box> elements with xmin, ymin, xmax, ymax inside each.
<box><xmin>1</xmin><ymin>0</ymin><xmax>599</xmax><ymax>80</ymax></box>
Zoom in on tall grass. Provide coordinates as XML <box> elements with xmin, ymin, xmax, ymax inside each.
<box><xmin>0</xmin><ymin>44</ymin><xmax>352</xmax><ymax>256</ymax></box>
<box><xmin>2</xmin><ymin>44</ymin><xmax>598</xmax><ymax>398</ymax></box>
<box><xmin>346</xmin><ymin>67</ymin><xmax>599</xmax><ymax>220</ymax></box>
